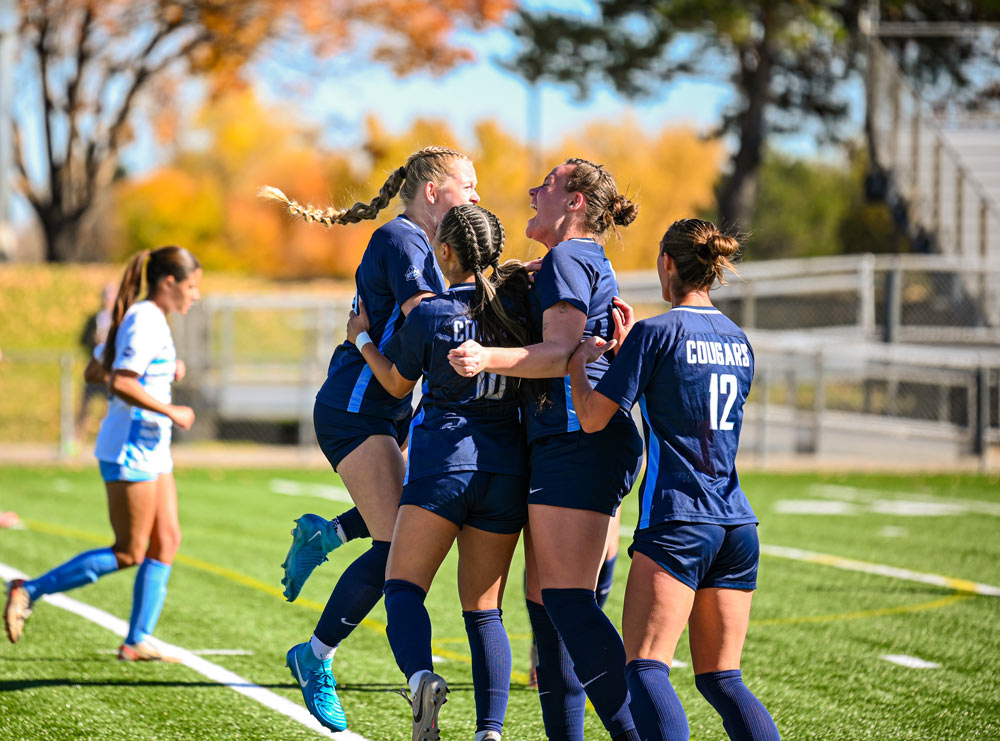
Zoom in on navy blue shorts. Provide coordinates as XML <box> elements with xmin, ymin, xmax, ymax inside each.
<box><xmin>401</xmin><ymin>471</ymin><xmax>528</xmax><ymax>534</ymax></box>
<box><xmin>629</xmin><ymin>521</ymin><xmax>759</xmax><ymax>591</ymax></box>
<box><xmin>313</xmin><ymin>400</ymin><xmax>411</xmax><ymax>472</ymax></box>
<box><xmin>527</xmin><ymin>421</ymin><xmax>643</xmax><ymax>516</ymax></box>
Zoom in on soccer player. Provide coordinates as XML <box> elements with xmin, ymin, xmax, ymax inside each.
<box><xmin>4</xmin><ymin>246</ymin><xmax>201</xmax><ymax>662</ymax></box>
<box><xmin>260</xmin><ymin>147</ymin><xmax>480</xmax><ymax>733</ymax></box>
<box><xmin>449</xmin><ymin>159</ymin><xmax>644</xmax><ymax>741</ymax></box>
<box><xmin>567</xmin><ymin>219</ymin><xmax>781</xmax><ymax>741</ymax></box>
<box><xmin>346</xmin><ymin>204</ymin><xmax>530</xmax><ymax>741</ymax></box>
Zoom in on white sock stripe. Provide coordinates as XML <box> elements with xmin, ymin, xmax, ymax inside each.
<box><xmin>0</xmin><ymin>562</ymin><xmax>371</xmax><ymax>740</ymax></box>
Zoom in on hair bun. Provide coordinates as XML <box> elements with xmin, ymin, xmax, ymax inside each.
<box><xmin>706</xmin><ymin>232</ymin><xmax>741</xmax><ymax>260</ymax></box>
<box><xmin>609</xmin><ymin>194</ymin><xmax>638</xmax><ymax>227</ymax></box>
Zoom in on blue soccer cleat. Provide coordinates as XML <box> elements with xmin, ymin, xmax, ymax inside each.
<box><xmin>280</xmin><ymin>514</ymin><xmax>343</xmax><ymax>602</ymax></box>
<box><xmin>286</xmin><ymin>641</ymin><xmax>347</xmax><ymax>732</ymax></box>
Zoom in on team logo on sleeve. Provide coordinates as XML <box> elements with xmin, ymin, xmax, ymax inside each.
<box><xmin>405</xmin><ymin>265</ymin><xmax>422</xmax><ymax>281</ymax></box>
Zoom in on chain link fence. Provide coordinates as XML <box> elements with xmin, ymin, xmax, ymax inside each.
<box><xmin>2</xmin><ymin>254</ymin><xmax>997</xmax><ymax>469</ymax></box>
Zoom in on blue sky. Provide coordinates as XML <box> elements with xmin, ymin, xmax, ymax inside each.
<box><xmin>15</xmin><ymin>1</ymin><xmax>858</xmax><ymax>224</ymax></box>
<box><xmin>252</xmin><ymin>24</ymin><xmax>738</xmax><ymax>156</ymax></box>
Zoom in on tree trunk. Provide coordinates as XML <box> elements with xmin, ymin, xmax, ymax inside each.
<box><xmin>717</xmin><ymin>16</ymin><xmax>774</xmax><ymax>232</ymax></box>
<box><xmin>38</xmin><ymin>207</ymin><xmax>83</xmax><ymax>263</ymax></box>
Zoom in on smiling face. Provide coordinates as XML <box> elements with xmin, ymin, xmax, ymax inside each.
<box><xmin>526</xmin><ymin>163</ymin><xmax>578</xmax><ymax>248</ymax></box>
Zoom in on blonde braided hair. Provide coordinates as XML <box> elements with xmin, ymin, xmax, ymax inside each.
<box><xmin>258</xmin><ymin>146</ymin><xmax>468</xmax><ymax>228</ymax></box>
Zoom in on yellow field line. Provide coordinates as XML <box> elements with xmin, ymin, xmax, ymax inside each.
<box><xmin>751</xmin><ymin>593</ymin><xmax>973</xmax><ymax>626</ymax></box>
<box><xmin>20</xmin><ymin>517</ymin><xmax>530</xmax><ymax>683</ymax></box>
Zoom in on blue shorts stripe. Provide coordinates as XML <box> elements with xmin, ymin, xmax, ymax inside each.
<box><xmin>346</xmin><ymin>303</ymin><xmax>402</xmax><ymax>413</ymax></box>
<box><xmin>564</xmin><ymin>376</ymin><xmax>581</xmax><ymax>433</ymax></box>
<box><xmin>402</xmin><ymin>405</ymin><xmax>425</xmax><ymax>486</ymax></box>
<box><xmin>346</xmin><ymin>366</ymin><xmax>373</xmax><ymax>413</ymax></box>
<box><xmin>638</xmin><ymin>396</ymin><xmax>659</xmax><ymax>530</ymax></box>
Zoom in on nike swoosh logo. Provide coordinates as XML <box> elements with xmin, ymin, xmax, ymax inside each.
<box><xmin>293</xmin><ymin>653</ymin><xmax>309</xmax><ymax>688</ymax></box>
<box><xmin>529</xmin><ymin>488</ymin><xmax>543</xmax><ymax>495</ymax></box>
<box><xmin>307</xmin><ymin>531</ymin><xmax>321</xmax><ymax>542</ymax></box>
<box><xmin>341</xmin><ymin>618</ymin><xmax>360</xmax><ymax>626</ymax></box>
<box><xmin>581</xmin><ymin>670</ymin><xmax>607</xmax><ymax>688</ymax></box>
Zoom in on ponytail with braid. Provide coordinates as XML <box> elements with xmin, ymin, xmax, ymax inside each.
<box><xmin>259</xmin><ymin>146</ymin><xmax>468</xmax><ymax>228</ymax></box>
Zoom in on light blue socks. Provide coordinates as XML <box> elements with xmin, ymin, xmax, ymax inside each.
<box><xmin>23</xmin><ymin>547</ymin><xmax>119</xmax><ymax>600</ymax></box>
<box><xmin>126</xmin><ymin>558</ymin><xmax>172</xmax><ymax>645</ymax></box>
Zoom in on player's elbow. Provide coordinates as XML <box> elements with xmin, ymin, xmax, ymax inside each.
<box><xmin>109</xmin><ymin>373</ymin><xmax>129</xmax><ymax>394</ymax></box>
<box><xmin>388</xmin><ymin>384</ymin><xmax>410</xmax><ymax>399</ymax></box>
<box><xmin>579</xmin><ymin>413</ymin><xmax>607</xmax><ymax>434</ymax></box>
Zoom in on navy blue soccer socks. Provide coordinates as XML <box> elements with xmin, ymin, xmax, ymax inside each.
<box><xmin>541</xmin><ymin>588</ymin><xmax>638</xmax><ymax>739</ymax></box>
<box><xmin>695</xmin><ymin>670</ymin><xmax>780</xmax><ymax>740</ymax></box>
<box><xmin>526</xmin><ymin>598</ymin><xmax>586</xmax><ymax>741</ymax></box>
<box><xmin>626</xmin><ymin>658</ymin><xmax>689</xmax><ymax>741</ymax></box>
<box><xmin>314</xmin><ymin>540</ymin><xmax>390</xmax><ymax>648</ymax></box>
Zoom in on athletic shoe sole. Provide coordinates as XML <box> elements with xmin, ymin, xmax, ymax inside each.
<box><xmin>280</xmin><ymin>515</ymin><xmax>333</xmax><ymax>602</ymax></box>
<box><xmin>411</xmin><ymin>672</ymin><xmax>449</xmax><ymax>741</ymax></box>
<box><xmin>4</xmin><ymin>579</ymin><xmax>32</xmax><ymax>644</ymax></box>
<box><xmin>118</xmin><ymin>641</ymin><xmax>181</xmax><ymax>663</ymax></box>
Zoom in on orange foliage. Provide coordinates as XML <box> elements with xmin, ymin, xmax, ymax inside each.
<box><xmin>115</xmin><ymin>92</ymin><xmax>721</xmax><ymax>278</ymax></box>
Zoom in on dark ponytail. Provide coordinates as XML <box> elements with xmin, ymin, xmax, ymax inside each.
<box><xmin>101</xmin><ymin>246</ymin><xmax>201</xmax><ymax>373</ymax></box>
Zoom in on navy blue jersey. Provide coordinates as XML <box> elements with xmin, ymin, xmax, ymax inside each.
<box><xmin>525</xmin><ymin>238</ymin><xmax>632</xmax><ymax>442</ymax></box>
<box><xmin>316</xmin><ymin>215</ymin><xmax>446</xmax><ymax>420</ymax></box>
<box><xmin>595</xmin><ymin>306</ymin><xmax>757</xmax><ymax>528</ymax></box>
<box><xmin>385</xmin><ymin>284</ymin><xmax>527</xmax><ymax>482</ymax></box>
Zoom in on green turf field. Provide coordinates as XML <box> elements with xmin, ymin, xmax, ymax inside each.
<box><xmin>1</xmin><ymin>466</ymin><xmax>998</xmax><ymax>740</ymax></box>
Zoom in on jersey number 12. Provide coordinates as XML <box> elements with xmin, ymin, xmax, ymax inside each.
<box><xmin>709</xmin><ymin>372</ymin><xmax>738</xmax><ymax>431</ymax></box>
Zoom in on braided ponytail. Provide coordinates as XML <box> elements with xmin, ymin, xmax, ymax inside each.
<box><xmin>259</xmin><ymin>146</ymin><xmax>468</xmax><ymax>228</ymax></box>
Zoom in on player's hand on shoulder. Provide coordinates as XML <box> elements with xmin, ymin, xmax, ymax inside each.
<box><xmin>174</xmin><ymin>359</ymin><xmax>186</xmax><ymax>382</ymax></box>
<box><xmin>612</xmin><ymin>296</ymin><xmax>635</xmax><ymax>347</ymax></box>
<box><xmin>168</xmin><ymin>404</ymin><xmax>196</xmax><ymax>430</ymax></box>
<box><xmin>346</xmin><ymin>299</ymin><xmax>370</xmax><ymax>344</ymax></box>
<box><xmin>573</xmin><ymin>336</ymin><xmax>617</xmax><ymax>366</ymax></box>
<box><xmin>448</xmin><ymin>339</ymin><xmax>486</xmax><ymax>377</ymax></box>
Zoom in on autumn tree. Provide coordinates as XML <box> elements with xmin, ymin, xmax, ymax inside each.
<box><xmin>14</xmin><ymin>0</ymin><xmax>511</xmax><ymax>262</ymax></box>
<box><xmin>505</xmin><ymin>1</ymin><xmax>1000</xmax><ymax>232</ymax></box>
<box><xmin>116</xmin><ymin>90</ymin><xmax>721</xmax><ymax>278</ymax></box>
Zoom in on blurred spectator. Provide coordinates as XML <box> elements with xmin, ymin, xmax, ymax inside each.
<box><xmin>75</xmin><ymin>283</ymin><xmax>117</xmax><ymax>440</ymax></box>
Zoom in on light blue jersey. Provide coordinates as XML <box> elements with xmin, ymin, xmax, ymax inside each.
<box><xmin>94</xmin><ymin>301</ymin><xmax>176</xmax><ymax>475</ymax></box>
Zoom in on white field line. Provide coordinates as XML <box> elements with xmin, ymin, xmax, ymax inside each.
<box><xmin>808</xmin><ymin>484</ymin><xmax>1000</xmax><ymax>517</ymax></box>
<box><xmin>269</xmin><ymin>479</ymin><xmax>353</xmax><ymax>504</ymax></box>
<box><xmin>757</xmin><ymin>545</ymin><xmax>1000</xmax><ymax>597</ymax></box>
<box><xmin>618</xmin><ymin>527</ymin><xmax>1000</xmax><ymax>597</ymax></box>
<box><xmin>881</xmin><ymin>654</ymin><xmax>941</xmax><ymax>669</ymax></box>
<box><xmin>0</xmin><ymin>563</ymin><xmax>370</xmax><ymax>741</ymax></box>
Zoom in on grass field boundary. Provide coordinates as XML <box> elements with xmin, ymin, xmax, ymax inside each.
<box><xmin>0</xmin><ymin>562</ymin><xmax>371</xmax><ymax>741</ymax></box>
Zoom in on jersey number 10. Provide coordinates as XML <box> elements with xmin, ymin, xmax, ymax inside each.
<box><xmin>476</xmin><ymin>372</ymin><xmax>507</xmax><ymax>401</ymax></box>
<box><xmin>709</xmin><ymin>372</ymin><xmax>738</xmax><ymax>431</ymax></box>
